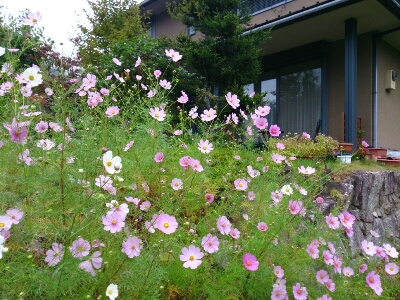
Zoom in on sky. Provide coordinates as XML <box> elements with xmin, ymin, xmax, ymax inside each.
<box><xmin>1</xmin><ymin>0</ymin><xmax>90</xmax><ymax>56</ymax></box>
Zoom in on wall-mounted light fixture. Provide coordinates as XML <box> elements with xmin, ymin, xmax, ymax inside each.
<box><xmin>386</xmin><ymin>70</ymin><xmax>397</xmax><ymax>90</ymax></box>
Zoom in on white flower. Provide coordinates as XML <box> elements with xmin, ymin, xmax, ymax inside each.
<box><xmin>0</xmin><ymin>47</ymin><xmax>5</xmax><ymax>57</ymax></box>
<box><xmin>281</xmin><ymin>184</ymin><xmax>293</xmax><ymax>196</ymax></box>
<box><xmin>106</xmin><ymin>283</ymin><xmax>118</xmax><ymax>300</ymax></box>
<box><xmin>22</xmin><ymin>67</ymin><xmax>43</xmax><ymax>87</ymax></box>
<box><xmin>103</xmin><ymin>151</ymin><xmax>122</xmax><ymax>174</ymax></box>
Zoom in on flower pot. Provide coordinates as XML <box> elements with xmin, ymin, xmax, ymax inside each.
<box><xmin>367</xmin><ymin>148</ymin><xmax>387</xmax><ymax>157</ymax></box>
<box><xmin>337</xmin><ymin>154</ymin><xmax>352</xmax><ymax>164</ymax></box>
<box><xmin>338</xmin><ymin>143</ymin><xmax>353</xmax><ymax>153</ymax></box>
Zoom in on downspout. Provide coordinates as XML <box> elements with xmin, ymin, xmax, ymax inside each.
<box><xmin>372</xmin><ymin>34</ymin><xmax>378</xmax><ymax>148</ymax></box>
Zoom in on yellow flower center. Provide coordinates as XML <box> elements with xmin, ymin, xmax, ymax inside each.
<box><xmin>29</xmin><ymin>75</ymin><xmax>34</xmax><ymax>80</ymax></box>
<box><xmin>246</xmin><ymin>261</ymin><xmax>251</xmax><ymax>266</ymax></box>
<box><xmin>0</xmin><ymin>222</ymin><xmax>4</xmax><ymax>227</ymax></box>
<box><xmin>112</xmin><ymin>220</ymin><xmax>117</xmax><ymax>225</ymax></box>
<box><xmin>131</xmin><ymin>245</ymin><xmax>136</xmax><ymax>249</ymax></box>
<box><xmin>107</xmin><ymin>161</ymin><xmax>112</xmax><ymax>167</ymax></box>
<box><xmin>108</xmin><ymin>290</ymin><xmax>113</xmax><ymax>295</ymax></box>
<box><xmin>33</xmin><ymin>18</ymin><xmax>37</xmax><ymax>23</ymax></box>
<box><xmin>155</xmin><ymin>113</ymin><xmax>159</xmax><ymax>118</ymax></box>
<box><xmin>189</xmin><ymin>255</ymin><xmax>194</xmax><ymax>261</ymax></box>
<box><xmin>163</xmin><ymin>223</ymin><xmax>169</xmax><ymax>228</ymax></box>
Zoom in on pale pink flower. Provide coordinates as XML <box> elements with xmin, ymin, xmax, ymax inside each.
<box><xmin>190</xmin><ymin>158</ymin><xmax>204</xmax><ymax>172</ymax></box>
<box><xmin>298</xmin><ymin>166</ymin><xmax>316</xmax><ymax>175</ymax></box>
<box><xmin>6</xmin><ymin>209</ymin><xmax>23</xmax><ymax>225</ymax></box>
<box><xmin>23</xmin><ymin>11</ymin><xmax>42</xmax><ymax>26</ymax></box>
<box><xmin>359</xmin><ymin>263</ymin><xmax>368</xmax><ymax>273</ymax></box>
<box><xmin>370</xmin><ymin>230</ymin><xmax>380</xmax><ymax>237</ymax></box>
<box><xmin>156</xmin><ymin>213</ymin><xmax>178</xmax><ymax>234</ymax></box>
<box><xmin>79</xmin><ymin>251</ymin><xmax>102</xmax><ymax>276</ymax></box>
<box><xmin>70</xmin><ymin>238</ymin><xmax>90</xmax><ymax>258</ymax></box>
<box><xmin>383</xmin><ymin>243</ymin><xmax>399</xmax><ymax>258</ymax></box>
<box><xmin>159</xmin><ymin>79</ymin><xmax>171</xmax><ymax>90</ymax></box>
<box><xmin>302</xmin><ymin>132</ymin><xmax>311</xmax><ymax>139</ymax></box>
<box><xmin>105</xmin><ymin>106</ymin><xmax>120</xmax><ymax>118</ymax></box>
<box><xmin>271</xmin><ymin>190</ymin><xmax>283</xmax><ymax>203</ymax></box>
<box><xmin>307</xmin><ymin>244</ymin><xmax>319</xmax><ymax>259</ymax></box>
<box><xmin>325</xmin><ymin>215</ymin><xmax>340</xmax><ymax>229</ymax></box>
<box><xmin>246</xmin><ymin>126</ymin><xmax>253</xmax><ymax>136</ymax></box>
<box><xmin>272</xmin><ymin>153</ymin><xmax>285</xmax><ymax>164</ymax></box>
<box><xmin>35</xmin><ymin>121</ymin><xmax>48</xmax><ymax>133</ymax></box>
<box><xmin>323</xmin><ymin>250</ymin><xmax>334</xmax><ymax>265</ymax></box>
<box><xmin>171</xmin><ymin>178</ymin><xmax>183</xmax><ymax>190</ymax></box>
<box><xmin>333</xmin><ymin>256</ymin><xmax>342</xmax><ymax>274</ymax></box>
<box><xmin>102</xmin><ymin>211</ymin><xmax>125</xmax><ymax>233</ymax></box>
<box><xmin>154</xmin><ymin>152</ymin><xmax>164</xmax><ymax>162</ymax></box>
<box><xmin>269</xmin><ymin>124</ymin><xmax>281</xmax><ymax>137</ymax></box>
<box><xmin>248</xmin><ymin>191</ymin><xmax>256</xmax><ymax>200</ymax></box>
<box><xmin>292</xmin><ymin>283</ymin><xmax>307</xmax><ymax>300</ymax></box>
<box><xmin>316</xmin><ymin>295</ymin><xmax>332</xmax><ymax>300</ymax></box>
<box><xmin>229</xmin><ymin>228</ymin><xmax>240</xmax><ymax>239</ymax></box>
<box><xmin>124</xmin><ymin>140</ymin><xmax>134</xmax><ymax>151</ymax></box>
<box><xmin>276</xmin><ymin>142</ymin><xmax>285</xmax><ymax>150</ymax></box>
<box><xmin>385</xmin><ymin>262</ymin><xmax>399</xmax><ymax>275</ymax></box>
<box><xmin>180</xmin><ymin>245</ymin><xmax>204</xmax><ymax>269</ymax></box>
<box><xmin>217</xmin><ymin>216</ymin><xmax>231</xmax><ymax>235</ymax></box>
<box><xmin>234</xmin><ymin>155</ymin><xmax>241</xmax><ymax>160</ymax></box>
<box><xmin>273</xmin><ymin>266</ymin><xmax>284</xmax><ymax>278</ymax></box>
<box><xmin>271</xmin><ymin>286</ymin><xmax>287</xmax><ymax>300</ymax></box>
<box><xmin>154</xmin><ymin>70</ymin><xmax>162</xmax><ymax>78</ymax></box>
<box><xmin>179</xmin><ymin>156</ymin><xmax>191</xmax><ymax>169</ymax></box>
<box><xmin>243</xmin><ymin>253</ymin><xmax>259</xmax><ymax>271</ymax></box>
<box><xmin>177</xmin><ymin>90</ymin><xmax>188</xmax><ymax>103</ymax></box>
<box><xmin>362</xmin><ymin>140</ymin><xmax>369</xmax><ymax>147</ymax></box>
<box><xmin>234</xmin><ymin>178</ymin><xmax>248</xmax><ymax>191</ymax></box>
<box><xmin>316</xmin><ymin>269</ymin><xmax>329</xmax><ymax>284</ymax></box>
<box><xmin>225</xmin><ymin>92</ymin><xmax>240</xmax><ymax>109</ymax></box>
<box><xmin>343</xmin><ymin>267</ymin><xmax>354</xmax><ymax>277</ymax></box>
<box><xmin>338</xmin><ymin>211</ymin><xmax>356</xmax><ymax>228</ymax></box>
<box><xmin>149</xmin><ymin>107</ymin><xmax>166</xmax><ymax>121</ymax></box>
<box><xmin>37</xmin><ymin>139</ymin><xmax>55</xmax><ymax>150</ymax></box>
<box><xmin>255</xmin><ymin>105</ymin><xmax>270</xmax><ymax>116</ymax></box>
<box><xmin>257</xmin><ymin>222</ymin><xmax>268</xmax><ymax>231</ymax></box>
<box><xmin>147</xmin><ymin>89</ymin><xmax>157</xmax><ymax>98</ymax></box>
<box><xmin>122</xmin><ymin>236</ymin><xmax>142</xmax><ymax>258</ymax></box>
<box><xmin>201</xmin><ymin>234</ymin><xmax>219</xmax><ymax>253</ymax></box>
<box><xmin>112</xmin><ymin>57</ymin><xmax>122</xmax><ymax>66</ymax></box>
<box><xmin>139</xmin><ymin>201</ymin><xmax>151</xmax><ymax>211</ymax></box>
<box><xmin>200</xmin><ymin>108</ymin><xmax>217</xmax><ymax>122</ymax></box>
<box><xmin>247</xmin><ymin>165</ymin><xmax>260</xmax><ymax>178</ymax></box>
<box><xmin>198</xmin><ymin>140</ymin><xmax>213</xmax><ymax>154</ymax></box>
<box><xmin>361</xmin><ymin>240</ymin><xmax>377</xmax><ymax>256</ymax></box>
<box><xmin>315</xmin><ymin>196</ymin><xmax>324</xmax><ymax>204</ymax></box>
<box><xmin>135</xmin><ymin>56</ymin><xmax>141</xmax><ymax>67</ymax></box>
<box><xmin>324</xmin><ymin>279</ymin><xmax>335</xmax><ymax>292</ymax></box>
<box><xmin>254</xmin><ymin>117</ymin><xmax>268</xmax><ymax>130</ymax></box>
<box><xmin>174</xmin><ymin>130</ymin><xmax>182</xmax><ymax>135</ymax></box>
<box><xmin>82</xmin><ymin>74</ymin><xmax>97</xmax><ymax>91</ymax></box>
<box><xmin>165</xmin><ymin>49</ymin><xmax>182</xmax><ymax>62</ymax></box>
<box><xmin>45</xmin><ymin>88</ymin><xmax>53</xmax><ymax>96</ymax></box>
<box><xmin>100</xmin><ymin>88</ymin><xmax>110</xmax><ymax>96</ymax></box>
<box><xmin>366</xmin><ymin>271</ymin><xmax>383</xmax><ymax>296</ymax></box>
<box><xmin>45</xmin><ymin>243</ymin><xmax>64</xmax><ymax>266</ymax></box>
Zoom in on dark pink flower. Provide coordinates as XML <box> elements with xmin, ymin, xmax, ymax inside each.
<box><xmin>3</xmin><ymin>118</ymin><xmax>30</xmax><ymax>143</ymax></box>
<box><xmin>154</xmin><ymin>152</ymin><xmax>164</xmax><ymax>162</ymax></box>
<box><xmin>243</xmin><ymin>253</ymin><xmax>259</xmax><ymax>271</ymax></box>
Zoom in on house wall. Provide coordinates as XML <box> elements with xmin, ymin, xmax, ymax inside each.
<box><xmin>327</xmin><ymin>33</ymin><xmax>373</xmax><ymax>145</ymax></box>
<box><xmin>154</xmin><ymin>9</ymin><xmax>186</xmax><ymax>37</ymax></box>
<box><xmin>377</xmin><ymin>39</ymin><xmax>400</xmax><ymax>149</ymax></box>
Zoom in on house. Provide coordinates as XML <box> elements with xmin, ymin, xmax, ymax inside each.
<box><xmin>140</xmin><ymin>0</ymin><xmax>400</xmax><ymax>150</ymax></box>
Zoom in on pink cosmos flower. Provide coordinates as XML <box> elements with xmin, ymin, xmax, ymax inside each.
<box><xmin>177</xmin><ymin>90</ymin><xmax>188</xmax><ymax>103</ymax></box>
<box><xmin>106</xmin><ymin>202</ymin><xmax>129</xmax><ymax>218</ymax></box>
<box><xmin>328</xmin><ymin>242</ymin><xmax>336</xmax><ymax>254</ymax></box>
<box><xmin>276</xmin><ymin>142</ymin><xmax>285</xmax><ymax>150</ymax></box>
<box><xmin>201</xmin><ymin>234</ymin><xmax>219</xmax><ymax>253</ymax></box>
<box><xmin>307</xmin><ymin>244</ymin><xmax>319</xmax><ymax>259</ymax></box>
<box><xmin>271</xmin><ymin>286</ymin><xmax>287</xmax><ymax>300</ymax></box>
<box><xmin>200</xmin><ymin>108</ymin><xmax>217</xmax><ymax>122</ymax></box>
<box><xmin>37</xmin><ymin>139</ymin><xmax>56</xmax><ymax>150</ymax></box>
<box><xmin>165</xmin><ymin>49</ymin><xmax>182</xmax><ymax>62</ymax></box>
<box><xmin>135</xmin><ymin>56</ymin><xmax>141</xmax><ymax>67</ymax></box>
<box><xmin>225</xmin><ymin>92</ymin><xmax>240</xmax><ymax>109</ymax></box>
<box><xmin>44</xmin><ymin>243</ymin><xmax>64</xmax><ymax>266</ymax></box>
<box><xmin>316</xmin><ymin>269</ymin><xmax>330</xmax><ymax>284</ymax></box>
<box><xmin>298</xmin><ymin>166</ymin><xmax>316</xmax><ymax>175</ymax></box>
<box><xmin>230</xmin><ymin>228</ymin><xmax>240</xmax><ymax>239</ymax></box>
<box><xmin>102</xmin><ymin>211</ymin><xmax>125</xmax><ymax>233</ymax></box>
<box><xmin>156</xmin><ymin>213</ymin><xmax>178</xmax><ymax>234</ymax></box>
<box><xmin>257</xmin><ymin>222</ymin><xmax>268</xmax><ymax>232</ymax></box>
<box><xmin>35</xmin><ymin>121</ymin><xmax>48</xmax><ymax>133</ymax></box>
<box><xmin>292</xmin><ymin>283</ymin><xmax>308</xmax><ymax>300</ymax></box>
<box><xmin>79</xmin><ymin>251</ymin><xmax>102</xmax><ymax>276</ymax></box>
<box><xmin>385</xmin><ymin>262</ymin><xmax>399</xmax><ymax>275</ymax></box>
<box><xmin>333</xmin><ymin>256</ymin><xmax>342</xmax><ymax>274</ymax></box>
<box><xmin>288</xmin><ymin>200</ymin><xmax>303</xmax><ymax>215</ymax></box>
<box><xmin>70</xmin><ymin>238</ymin><xmax>91</xmax><ymax>258</ymax></box>
<box><xmin>150</xmin><ymin>107</ymin><xmax>166</xmax><ymax>121</ymax></box>
<box><xmin>105</xmin><ymin>106</ymin><xmax>120</xmax><ymax>118</ymax></box>
<box><xmin>100</xmin><ymin>88</ymin><xmax>110</xmax><ymax>96</ymax></box>
<box><xmin>180</xmin><ymin>245</ymin><xmax>204</xmax><ymax>269</ymax></box>
<box><xmin>3</xmin><ymin>118</ymin><xmax>30</xmax><ymax>144</ymax></box>
<box><xmin>198</xmin><ymin>140</ymin><xmax>213</xmax><ymax>154</ymax></box>
<box><xmin>246</xmin><ymin>126</ymin><xmax>253</xmax><ymax>136</ymax></box>
<box><xmin>147</xmin><ymin>89</ymin><xmax>157</xmax><ymax>98</ymax></box>
<box><xmin>254</xmin><ymin>117</ymin><xmax>268</xmax><ymax>130</ymax></box>
<box><xmin>0</xmin><ymin>215</ymin><xmax>12</xmax><ymax>231</ymax></box>
<box><xmin>234</xmin><ymin>178</ymin><xmax>248</xmax><ymax>191</ymax></box>
<box><xmin>140</xmin><ymin>201</ymin><xmax>151</xmax><ymax>211</ymax></box>
<box><xmin>343</xmin><ymin>267</ymin><xmax>354</xmax><ymax>277</ymax></box>
<box><xmin>272</xmin><ymin>153</ymin><xmax>285</xmax><ymax>164</ymax></box>
<box><xmin>243</xmin><ymin>253</ymin><xmax>259</xmax><ymax>271</ymax></box>
<box><xmin>317</xmin><ymin>295</ymin><xmax>332</xmax><ymax>300</ymax></box>
<box><xmin>217</xmin><ymin>216</ymin><xmax>231</xmax><ymax>235</ymax></box>
<box><xmin>324</xmin><ymin>279</ymin><xmax>335</xmax><ymax>292</ymax></box>
<box><xmin>205</xmin><ymin>193</ymin><xmax>215</xmax><ymax>203</ymax></box>
<box><xmin>248</xmin><ymin>191</ymin><xmax>256</xmax><ymax>200</ymax></box>
<box><xmin>124</xmin><ymin>140</ymin><xmax>134</xmax><ymax>151</ymax></box>
<box><xmin>82</xmin><ymin>74</ymin><xmax>97</xmax><ymax>91</ymax></box>
<box><xmin>359</xmin><ymin>263</ymin><xmax>368</xmax><ymax>273</ymax></box>
<box><xmin>315</xmin><ymin>196</ymin><xmax>324</xmax><ymax>204</ymax></box>
<box><xmin>112</xmin><ymin>57</ymin><xmax>121</xmax><ymax>66</ymax></box>
<box><xmin>273</xmin><ymin>266</ymin><xmax>284</xmax><ymax>278</ymax></box>
<box><xmin>189</xmin><ymin>159</ymin><xmax>203</xmax><ymax>172</ymax></box>
<box><xmin>361</xmin><ymin>240</ymin><xmax>377</xmax><ymax>256</ymax></box>
<box><xmin>154</xmin><ymin>152</ymin><xmax>164</xmax><ymax>162</ymax></box>
<box><xmin>269</xmin><ymin>124</ymin><xmax>281</xmax><ymax>137</ymax></box>
<box><xmin>271</xmin><ymin>190</ymin><xmax>283</xmax><ymax>203</ymax></box>
<box><xmin>362</xmin><ymin>140</ymin><xmax>369</xmax><ymax>148</ymax></box>
<box><xmin>338</xmin><ymin>211</ymin><xmax>356</xmax><ymax>228</ymax></box>
<box><xmin>122</xmin><ymin>236</ymin><xmax>142</xmax><ymax>258</ymax></box>
<box><xmin>179</xmin><ymin>156</ymin><xmax>192</xmax><ymax>169</ymax></box>
<box><xmin>23</xmin><ymin>11</ymin><xmax>42</xmax><ymax>26</ymax></box>
<box><xmin>247</xmin><ymin>165</ymin><xmax>260</xmax><ymax>178</ymax></box>
<box><xmin>325</xmin><ymin>215</ymin><xmax>340</xmax><ymax>229</ymax></box>
<box><xmin>383</xmin><ymin>243</ymin><xmax>399</xmax><ymax>258</ymax></box>
<box><xmin>160</xmin><ymin>79</ymin><xmax>171</xmax><ymax>90</ymax></box>
<box><xmin>254</xmin><ymin>105</ymin><xmax>270</xmax><ymax>116</ymax></box>
<box><xmin>171</xmin><ymin>178</ymin><xmax>183</xmax><ymax>190</ymax></box>
<box><xmin>302</xmin><ymin>132</ymin><xmax>311</xmax><ymax>139</ymax></box>
<box><xmin>366</xmin><ymin>271</ymin><xmax>383</xmax><ymax>296</ymax></box>
<box><xmin>154</xmin><ymin>70</ymin><xmax>162</xmax><ymax>78</ymax></box>
<box><xmin>6</xmin><ymin>209</ymin><xmax>24</xmax><ymax>225</ymax></box>
<box><xmin>370</xmin><ymin>230</ymin><xmax>380</xmax><ymax>237</ymax></box>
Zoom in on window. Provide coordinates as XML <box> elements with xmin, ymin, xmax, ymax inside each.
<box><xmin>247</xmin><ymin>0</ymin><xmax>292</xmax><ymax>15</ymax></box>
<box><xmin>188</xmin><ymin>26</ymin><xmax>196</xmax><ymax>36</ymax></box>
<box><xmin>148</xmin><ymin>16</ymin><xmax>156</xmax><ymax>38</ymax></box>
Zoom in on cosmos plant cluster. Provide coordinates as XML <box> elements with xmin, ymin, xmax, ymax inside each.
<box><xmin>0</xmin><ymin>10</ymin><xmax>399</xmax><ymax>300</ymax></box>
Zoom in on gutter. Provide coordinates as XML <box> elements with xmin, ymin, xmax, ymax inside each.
<box><xmin>242</xmin><ymin>0</ymin><xmax>357</xmax><ymax>36</ymax></box>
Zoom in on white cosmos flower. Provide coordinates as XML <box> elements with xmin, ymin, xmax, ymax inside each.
<box><xmin>103</xmin><ymin>151</ymin><xmax>122</xmax><ymax>174</ymax></box>
<box><xmin>22</xmin><ymin>67</ymin><xmax>43</xmax><ymax>87</ymax></box>
<box><xmin>0</xmin><ymin>47</ymin><xmax>5</xmax><ymax>57</ymax></box>
<box><xmin>105</xmin><ymin>283</ymin><xmax>118</xmax><ymax>300</ymax></box>
<box><xmin>281</xmin><ymin>184</ymin><xmax>293</xmax><ymax>196</ymax></box>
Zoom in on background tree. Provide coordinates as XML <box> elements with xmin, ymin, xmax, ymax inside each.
<box><xmin>168</xmin><ymin>0</ymin><xmax>269</xmax><ymax>106</ymax></box>
<box><xmin>73</xmin><ymin>0</ymin><xmax>150</xmax><ymax>67</ymax></box>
